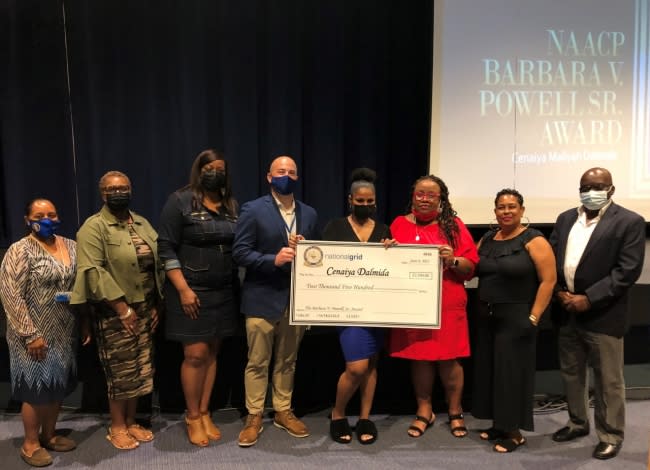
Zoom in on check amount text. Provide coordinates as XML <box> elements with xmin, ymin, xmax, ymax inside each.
<box><xmin>305</xmin><ymin>283</ymin><xmax>374</xmax><ymax>290</ymax></box>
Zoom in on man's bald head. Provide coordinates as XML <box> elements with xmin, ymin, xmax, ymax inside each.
<box><xmin>268</xmin><ymin>156</ymin><xmax>298</xmax><ymax>180</ymax></box>
<box><xmin>580</xmin><ymin>167</ymin><xmax>613</xmax><ymax>188</ymax></box>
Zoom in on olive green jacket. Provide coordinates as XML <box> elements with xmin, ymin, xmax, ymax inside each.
<box><xmin>71</xmin><ymin>205</ymin><xmax>164</xmax><ymax>305</ymax></box>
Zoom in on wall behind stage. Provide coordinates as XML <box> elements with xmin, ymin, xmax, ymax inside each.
<box><xmin>0</xmin><ymin>0</ymin><xmax>432</xmax><ymax>245</ymax></box>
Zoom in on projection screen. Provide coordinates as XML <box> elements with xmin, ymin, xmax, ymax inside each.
<box><xmin>430</xmin><ymin>0</ymin><xmax>650</xmax><ymax>224</ymax></box>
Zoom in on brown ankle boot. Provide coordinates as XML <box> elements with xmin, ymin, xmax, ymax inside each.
<box><xmin>238</xmin><ymin>413</ymin><xmax>263</xmax><ymax>447</ymax></box>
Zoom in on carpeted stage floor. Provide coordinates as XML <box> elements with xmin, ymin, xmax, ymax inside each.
<box><xmin>1</xmin><ymin>401</ymin><xmax>648</xmax><ymax>470</ymax></box>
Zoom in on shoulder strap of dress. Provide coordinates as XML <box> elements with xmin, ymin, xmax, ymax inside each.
<box><xmin>480</xmin><ymin>229</ymin><xmax>498</xmax><ymax>243</ymax></box>
<box><xmin>521</xmin><ymin>227</ymin><xmax>543</xmax><ymax>243</ymax></box>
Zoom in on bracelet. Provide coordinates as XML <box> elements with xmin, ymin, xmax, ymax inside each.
<box><xmin>529</xmin><ymin>314</ymin><xmax>539</xmax><ymax>326</ymax></box>
<box><xmin>119</xmin><ymin>307</ymin><xmax>134</xmax><ymax>320</ymax></box>
<box><xmin>25</xmin><ymin>334</ymin><xmax>41</xmax><ymax>346</ymax></box>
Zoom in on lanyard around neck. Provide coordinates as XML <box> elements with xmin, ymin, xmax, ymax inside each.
<box><xmin>283</xmin><ymin>214</ymin><xmax>296</xmax><ymax>235</ymax></box>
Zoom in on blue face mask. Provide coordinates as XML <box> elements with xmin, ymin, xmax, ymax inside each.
<box><xmin>28</xmin><ymin>218</ymin><xmax>61</xmax><ymax>239</ymax></box>
<box><xmin>580</xmin><ymin>190</ymin><xmax>609</xmax><ymax>210</ymax></box>
<box><xmin>271</xmin><ymin>175</ymin><xmax>297</xmax><ymax>195</ymax></box>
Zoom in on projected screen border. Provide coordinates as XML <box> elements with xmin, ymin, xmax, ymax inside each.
<box><xmin>429</xmin><ymin>0</ymin><xmax>650</xmax><ymax>224</ymax></box>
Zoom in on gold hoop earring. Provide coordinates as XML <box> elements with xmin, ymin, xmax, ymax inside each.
<box><xmin>522</xmin><ymin>216</ymin><xmax>530</xmax><ymax>228</ymax></box>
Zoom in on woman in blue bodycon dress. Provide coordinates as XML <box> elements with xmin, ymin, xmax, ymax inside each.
<box><xmin>322</xmin><ymin>168</ymin><xmax>393</xmax><ymax>445</ymax></box>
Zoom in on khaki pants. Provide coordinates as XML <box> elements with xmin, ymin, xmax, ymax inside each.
<box><xmin>558</xmin><ymin>318</ymin><xmax>625</xmax><ymax>445</ymax></box>
<box><xmin>244</xmin><ymin>311</ymin><xmax>306</xmax><ymax>414</ymax></box>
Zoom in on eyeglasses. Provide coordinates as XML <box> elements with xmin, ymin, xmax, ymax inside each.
<box><xmin>414</xmin><ymin>191</ymin><xmax>440</xmax><ymax>201</ymax></box>
<box><xmin>579</xmin><ymin>184</ymin><xmax>611</xmax><ymax>192</ymax></box>
<box><xmin>103</xmin><ymin>185</ymin><xmax>131</xmax><ymax>194</ymax></box>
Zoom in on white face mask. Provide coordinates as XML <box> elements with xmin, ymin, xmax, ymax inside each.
<box><xmin>580</xmin><ymin>189</ymin><xmax>609</xmax><ymax>210</ymax></box>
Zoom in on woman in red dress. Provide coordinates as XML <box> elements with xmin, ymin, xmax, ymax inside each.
<box><xmin>388</xmin><ymin>175</ymin><xmax>478</xmax><ymax>438</ymax></box>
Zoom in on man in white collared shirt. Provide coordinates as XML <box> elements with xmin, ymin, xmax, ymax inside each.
<box><xmin>562</xmin><ymin>198</ymin><xmax>612</xmax><ymax>295</ymax></box>
<box><xmin>549</xmin><ymin>168</ymin><xmax>645</xmax><ymax>461</ymax></box>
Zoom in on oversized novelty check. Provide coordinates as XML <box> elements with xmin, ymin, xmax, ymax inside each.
<box><xmin>290</xmin><ymin>241</ymin><xmax>441</xmax><ymax>328</ymax></box>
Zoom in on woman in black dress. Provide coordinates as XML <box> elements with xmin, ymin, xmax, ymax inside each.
<box><xmin>473</xmin><ymin>189</ymin><xmax>556</xmax><ymax>452</ymax></box>
<box><xmin>323</xmin><ymin>168</ymin><xmax>393</xmax><ymax>445</ymax></box>
<box><xmin>158</xmin><ymin>150</ymin><xmax>238</xmax><ymax>447</ymax></box>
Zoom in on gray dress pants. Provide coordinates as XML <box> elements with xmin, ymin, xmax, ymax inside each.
<box><xmin>558</xmin><ymin>317</ymin><xmax>625</xmax><ymax>445</ymax></box>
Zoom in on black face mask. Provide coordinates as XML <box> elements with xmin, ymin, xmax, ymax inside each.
<box><xmin>351</xmin><ymin>204</ymin><xmax>376</xmax><ymax>221</ymax></box>
<box><xmin>200</xmin><ymin>170</ymin><xmax>226</xmax><ymax>192</ymax></box>
<box><xmin>106</xmin><ymin>193</ymin><xmax>131</xmax><ymax>211</ymax></box>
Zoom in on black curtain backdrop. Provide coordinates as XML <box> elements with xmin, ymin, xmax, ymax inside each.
<box><xmin>2</xmin><ymin>2</ymin><xmax>649</xmax><ymax>415</ymax></box>
<box><xmin>1</xmin><ymin>0</ymin><xmax>432</xmax><ymax>244</ymax></box>
<box><xmin>1</xmin><ymin>0</ymin><xmax>76</xmax><ymax>242</ymax></box>
<box><xmin>0</xmin><ymin>0</ymin><xmax>435</xmax><ymax>413</ymax></box>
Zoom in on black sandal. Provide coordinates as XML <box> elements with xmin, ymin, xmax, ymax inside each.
<box><xmin>493</xmin><ymin>436</ymin><xmax>526</xmax><ymax>453</ymax></box>
<box><xmin>407</xmin><ymin>414</ymin><xmax>435</xmax><ymax>438</ymax></box>
<box><xmin>478</xmin><ymin>427</ymin><xmax>505</xmax><ymax>441</ymax></box>
<box><xmin>355</xmin><ymin>419</ymin><xmax>378</xmax><ymax>445</ymax></box>
<box><xmin>448</xmin><ymin>413</ymin><xmax>468</xmax><ymax>438</ymax></box>
<box><xmin>330</xmin><ymin>417</ymin><xmax>353</xmax><ymax>444</ymax></box>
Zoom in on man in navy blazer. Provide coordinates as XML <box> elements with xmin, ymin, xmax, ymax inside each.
<box><xmin>549</xmin><ymin>167</ymin><xmax>645</xmax><ymax>460</ymax></box>
<box><xmin>233</xmin><ymin>156</ymin><xmax>319</xmax><ymax>447</ymax></box>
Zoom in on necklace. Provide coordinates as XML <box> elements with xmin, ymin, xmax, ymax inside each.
<box><xmin>496</xmin><ymin>225</ymin><xmax>525</xmax><ymax>240</ymax></box>
<box><xmin>412</xmin><ymin>216</ymin><xmax>434</xmax><ymax>241</ymax></box>
<box><xmin>414</xmin><ymin>223</ymin><xmax>431</xmax><ymax>241</ymax></box>
<box><xmin>31</xmin><ymin>236</ymin><xmax>69</xmax><ymax>292</ymax></box>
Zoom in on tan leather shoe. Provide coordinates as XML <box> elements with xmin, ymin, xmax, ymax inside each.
<box><xmin>238</xmin><ymin>413</ymin><xmax>263</xmax><ymax>447</ymax></box>
<box><xmin>273</xmin><ymin>410</ymin><xmax>309</xmax><ymax>438</ymax></box>
<box><xmin>20</xmin><ymin>447</ymin><xmax>53</xmax><ymax>467</ymax></box>
<box><xmin>40</xmin><ymin>434</ymin><xmax>77</xmax><ymax>452</ymax></box>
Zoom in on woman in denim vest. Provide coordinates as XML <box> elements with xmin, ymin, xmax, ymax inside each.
<box><xmin>158</xmin><ymin>150</ymin><xmax>239</xmax><ymax>447</ymax></box>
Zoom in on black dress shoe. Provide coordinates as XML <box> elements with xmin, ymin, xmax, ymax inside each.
<box><xmin>593</xmin><ymin>442</ymin><xmax>622</xmax><ymax>460</ymax></box>
<box><xmin>551</xmin><ymin>426</ymin><xmax>589</xmax><ymax>442</ymax></box>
